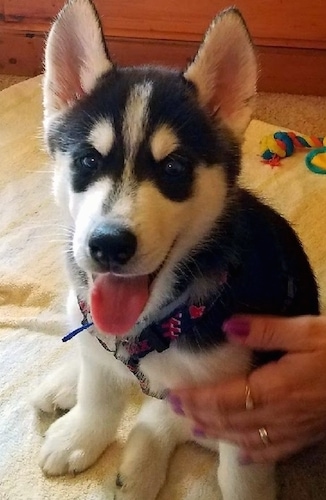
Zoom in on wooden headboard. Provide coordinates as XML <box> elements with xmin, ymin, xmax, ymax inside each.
<box><xmin>0</xmin><ymin>0</ymin><xmax>325</xmax><ymax>95</ymax></box>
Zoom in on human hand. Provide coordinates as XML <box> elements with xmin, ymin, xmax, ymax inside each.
<box><xmin>168</xmin><ymin>315</ymin><xmax>326</xmax><ymax>464</ymax></box>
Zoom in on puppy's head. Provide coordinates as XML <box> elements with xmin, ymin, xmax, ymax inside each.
<box><xmin>44</xmin><ymin>0</ymin><xmax>257</xmax><ymax>334</ymax></box>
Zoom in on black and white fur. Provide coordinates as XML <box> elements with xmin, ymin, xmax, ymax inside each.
<box><xmin>33</xmin><ymin>1</ymin><xmax>319</xmax><ymax>499</ymax></box>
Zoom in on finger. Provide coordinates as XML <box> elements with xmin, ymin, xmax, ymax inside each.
<box><xmin>170</xmin><ymin>366</ymin><xmax>289</xmax><ymax>428</ymax></box>
<box><xmin>238</xmin><ymin>431</ymin><xmax>325</xmax><ymax>464</ymax></box>
<box><xmin>187</xmin><ymin>387</ymin><xmax>311</xmax><ymax>436</ymax></box>
<box><xmin>190</xmin><ymin>420</ymin><xmax>315</xmax><ymax>463</ymax></box>
<box><xmin>203</xmin><ymin>427</ymin><xmax>274</xmax><ymax>449</ymax></box>
<box><xmin>169</xmin><ymin>376</ymin><xmax>249</xmax><ymax>418</ymax></box>
<box><xmin>223</xmin><ymin>314</ymin><xmax>326</xmax><ymax>352</ymax></box>
<box><xmin>211</xmin><ymin>420</ymin><xmax>306</xmax><ymax>451</ymax></box>
<box><xmin>189</xmin><ymin>404</ymin><xmax>285</xmax><ymax>437</ymax></box>
<box><xmin>238</xmin><ymin>440</ymin><xmax>299</xmax><ymax>464</ymax></box>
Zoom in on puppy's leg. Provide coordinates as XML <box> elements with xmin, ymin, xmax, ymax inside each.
<box><xmin>218</xmin><ymin>441</ymin><xmax>276</xmax><ymax>500</ymax></box>
<box><xmin>39</xmin><ymin>334</ymin><xmax>130</xmax><ymax>476</ymax></box>
<box><xmin>115</xmin><ymin>397</ymin><xmax>191</xmax><ymax>500</ymax></box>
<box><xmin>32</xmin><ymin>358</ymin><xmax>78</xmax><ymax>413</ymax></box>
<box><xmin>32</xmin><ymin>290</ymin><xmax>83</xmax><ymax>413</ymax></box>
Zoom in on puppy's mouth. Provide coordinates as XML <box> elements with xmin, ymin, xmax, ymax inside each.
<box><xmin>90</xmin><ymin>252</ymin><xmax>171</xmax><ymax>337</ymax></box>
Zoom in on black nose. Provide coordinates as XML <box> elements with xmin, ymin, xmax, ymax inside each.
<box><xmin>89</xmin><ymin>222</ymin><xmax>137</xmax><ymax>269</ymax></box>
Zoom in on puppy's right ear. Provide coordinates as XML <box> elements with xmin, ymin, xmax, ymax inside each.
<box><xmin>184</xmin><ymin>8</ymin><xmax>257</xmax><ymax>137</ymax></box>
<box><xmin>44</xmin><ymin>0</ymin><xmax>112</xmax><ymax>118</ymax></box>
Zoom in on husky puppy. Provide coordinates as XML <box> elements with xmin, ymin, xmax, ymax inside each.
<box><xmin>33</xmin><ymin>1</ymin><xmax>319</xmax><ymax>499</ymax></box>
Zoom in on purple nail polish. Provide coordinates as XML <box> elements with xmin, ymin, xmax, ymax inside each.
<box><xmin>172</xmin><ymin>403</ymin><xmax>185</xmax><ymax>416</ymax></box>
<box><xmin>222</xmin><ymin>318</ymin><xmax>250</xmax><ymax>340</ymax></box>
<box><xmin>193</xmin><ymin>427</ymin><xmax>206</xmax><ymax>438</ymax></box>
<box><xmin>167</xmin><ymin>394</ymin><xmax>181</xmax><ymax>408</ymax></box>
<box><xmin>167</xmin><ymin>394</ymin><xmax>185</xmax><ymax>416</ymax></box>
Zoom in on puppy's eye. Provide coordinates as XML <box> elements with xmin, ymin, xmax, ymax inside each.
<box><xmin>164</xmin><ymin>158</ymin><xmax>186</xmax><ymax>177</ymax></box>
<box><xmin>77</xmin><ymin>153</ymin><xmax>101</xmax><ymax>170</ymax></box>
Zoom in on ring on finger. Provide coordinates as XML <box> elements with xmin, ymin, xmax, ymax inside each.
<box><xmin>245</xmin><ymin>383</ymin><xmax>254</xmax><ymax>410</ymax></box>
<box><xmin>258</xmin><ymin>427</ymin><xmax>271</xmax><ymax>447</ymax></box>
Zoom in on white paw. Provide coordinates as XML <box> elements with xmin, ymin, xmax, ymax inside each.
<box><xmin>32</xmin><ymin>360</ymin><xmax>78</xmax><ymax>413</ymax></box>
<box><xmin>39</xmin><ymin>406</ymin><xmax>114</xmax><ymax>475</ymax></box>
<box><xmin>114</xmin><ymin>434</ymin><xmax>169</xmax><ymax>500</ymax></box>
<box><xmin>114</xmin><ymin>398</ymin><xmax>187</xmax><ymax>500</ymax></box>
<box><xmin>114</xmin><ymin>471</ymin><xmax>162</xmax><ymax>500</ymax></box>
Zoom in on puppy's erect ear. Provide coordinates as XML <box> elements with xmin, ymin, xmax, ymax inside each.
<box><xmin>44</xmin><ymin>0</ymin><xmax>112</xmax><ymax>117</ymax></box>
<box><xmin>184</xmin><ymin>8</ymin><xmax>257</xmax><ymax>136</ymax></box>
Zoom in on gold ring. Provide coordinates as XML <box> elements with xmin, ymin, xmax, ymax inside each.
<box><xmin>245</xmin><ymin>383</ymin><xmax>254</xmax><ymax>410</ymax></box>
<box><xmin>258</xmin><ymin>427</ymin><xmax>271</xmax><ymax>446</ymax></box>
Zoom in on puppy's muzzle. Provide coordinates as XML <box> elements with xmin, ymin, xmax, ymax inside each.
<box><xmin>88</xmin><ymin>222</ymin><xmax>137</xmax><ymax>271</ymax></box>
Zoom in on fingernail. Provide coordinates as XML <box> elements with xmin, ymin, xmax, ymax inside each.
<box><xmin>238</xmin><ymin>453</ymin><xmax>253</xmax><ymax>466</ymax></box>
<box><xmin>167</xmin><ymin>394</ymin><xmax>185</xmax><ymax>416</ymax></box>
<box><xmin>222</xmin><ymin>318</ymin><xmax>250</xmax><ymax>341</ymax></box>
<box><xmin>192</xmin><ymin>427</ymin><xmax>206</xmax><ymax>438</ymax></box>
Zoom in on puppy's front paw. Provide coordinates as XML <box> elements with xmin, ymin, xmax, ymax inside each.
<box><xmin>114</xmin><ymin>471</ymin><xmax>160</xmax><ymax>500</ymax></box>
<box><xmin>114</xmin><ymin>450</ymin><xmax>167</xmax><ymax>500</ymax></box>
<box><xmin>32</xmin><ymin>361</ymin><xmax>78</xmax><ymax>413</ymax></box>
<box><xmin>39</xmin><ymin>406</ymin><xmax>114</xmax><ymax>475</ymax></box>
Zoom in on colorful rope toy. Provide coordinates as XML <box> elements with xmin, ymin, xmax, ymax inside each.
<box><xmin>260</xmin><ymin>131</ymin><xmax>326</xmax><ymax>173</ymax></box>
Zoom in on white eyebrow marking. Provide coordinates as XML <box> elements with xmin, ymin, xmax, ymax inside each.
<box><xmin>122</xmin><ymin>81</ymin><xmax>153</xmax><ymax>160</ymax></box>
<box><xmin>88</xmin><ymin>118</ymin><xmax>115</xmax><ymax>156</ymax></box>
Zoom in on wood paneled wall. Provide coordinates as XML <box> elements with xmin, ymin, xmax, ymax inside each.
<box><xmin>1</xmin><ymin>0</ymin><xmax>326</xmax><ymax>95</ymax></box>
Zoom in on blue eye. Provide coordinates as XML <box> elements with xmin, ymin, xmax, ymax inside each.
<box><xmin>164</xmin><ymin>158</ymin><xmax>186</xmax><ymax>177</ymax></box>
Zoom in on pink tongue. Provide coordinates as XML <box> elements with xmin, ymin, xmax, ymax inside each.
<box><xmin>90</xmin><ymin>274</ymin><xmax>149</xmax><ymax>336</ymax></box>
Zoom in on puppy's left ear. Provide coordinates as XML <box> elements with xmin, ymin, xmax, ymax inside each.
<box><xmin>184</xmin><ymin>8</ymin><xmax>257</xmax><ymax>137</ymax></box>
<box><xmin>44</xmin><ymin>0</ymin><xmax>112</xmax><ymax>118</ymax></box>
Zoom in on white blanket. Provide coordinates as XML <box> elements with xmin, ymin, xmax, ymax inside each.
<box><xmin>1</xmin><ymin>76</ymin><xmax>326</xmax><ymax>499</ymax></box>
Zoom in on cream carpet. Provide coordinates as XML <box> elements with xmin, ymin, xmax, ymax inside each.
<box><xmin>1</xmin><ymin>75</ymin><xmax>326</xmax><ymax>500</ymax></box>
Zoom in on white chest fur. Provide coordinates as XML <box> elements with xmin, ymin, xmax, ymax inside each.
<box><xmin>140</xmin><ymin>342</ymin><xmax>252</xmax><ymax>394</ymax></box>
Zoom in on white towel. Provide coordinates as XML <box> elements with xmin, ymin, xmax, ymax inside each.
<box><xmin>1</xmin><ymin>76</ymin><xmax>326</xmax><ymax>499</ymax></box>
